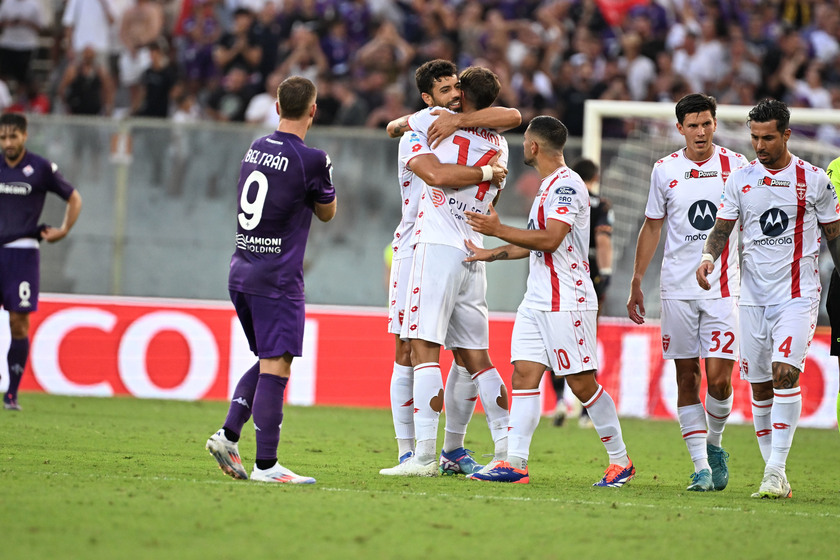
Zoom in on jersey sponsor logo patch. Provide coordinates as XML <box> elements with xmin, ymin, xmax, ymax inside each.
<box><xmin>687</xmin><ymin>200</ymin><xmax>717</xmax><ymax>230</ymax></box>
<box><xmin>430</xmin><ymin>188</ymin><xmax>446</xmax><ymax>207</ymax></box>
<box><xmin>684</xmin><ymin>169</ymin><xmax>718</xmax><ymax>179</ymax></box>
<box><xmin>760</xmin><ymin>176</ymin><xmax>790</xmax><ymax>187</ymax></box>
<box><xmin>554</xmin><ymin>186</ymin><xmax>576</xmax><ymax>195</ymax></box>
<box><xmin>662</xmin><ymin>335</ymin><xmax>670</xmax><ymax>352</ymax></box>
<box><xmin>742</xmin><ymin>185</ymin><xmax>751</xmax><ymax>194</ymax></box>
<box><xmin>759</xmin><ymin>208</ymin><xmax>789</xmax><ymax>237</ymax></box>
<box><xmin>0</xmin><ymin>182</ymin><xmax>32</xmax><ymax>195</ymax></box>
<box><xmin>555</xmin><ymin>207</ymin><xmax>569</xmax><ymax>215</ymax></box>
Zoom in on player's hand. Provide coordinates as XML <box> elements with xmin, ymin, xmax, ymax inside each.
<box><xmin>696</xmin><ymin>261</ymin><xmax>714</xmax><ymax>291</ymax></box>
<box><xmin>464</xmin><ymin>239</ymin><xmax>494</xmax><ymax>262</ymax></box>
<box><xmin>465</xmin><ymin>203</ymin><xmax>501</xmax><ymax>236</ymax></box>
<box><xmin>41</xmin><ymin>226</ymin><xmax>68</xmax><ymax>243</ymax></box>
<box><xmin>489</xmin><ymin>152</ymin><xmax>507</xmax><ymax>186</ymax></box>
<box><xmin>427</xmin><ymin>109</ymin><xmax>460</xmax><ymax>148</ymax></box>
<box><xmin>626</xmin><ymin>285</ymin><xmax>646</xmax><ymax>324</ymax></box>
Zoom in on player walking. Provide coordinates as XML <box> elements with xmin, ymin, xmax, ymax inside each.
<box><xmin>206</xmin><ymin>76</ymin><xmax>336</xmax><ymax>483</ymax></box>
<box><xmin>383</xmin><ymin>60</ymin><xmax>518</xmax><ymax>472</ymax></box>
<box><xmin>380</xmin><ymin>67</ymin><xmax>512</xmax><ymax>477</ymax></box>
<box><xmin>627</xmin><ymin>94</ymin><xmax>748</xmax><ymax>492</ymax></box>
<box><xmin>697</xmin><ymin>99</ymin><xmax>840</xmax><ymax>498</ymax></box>
<box><xmin>0</xmin><ymin>112</ymin><xmax>82</xmax><ymax>411</ymax></box>
<box><xmin>464</xmin><ymin>116</ymin><xmax>634</xmax><ymax>486</ymax></box>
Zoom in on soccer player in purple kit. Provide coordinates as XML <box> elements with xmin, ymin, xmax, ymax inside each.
<box><xmin>205</xmin><ymin>76</ymin><xmax>336</xmax><ymax>484</ymax></box>
<box><xmin>0</xmin><ymin>112</ymin><xmax>82</xmax><ymax>411</ymax></box>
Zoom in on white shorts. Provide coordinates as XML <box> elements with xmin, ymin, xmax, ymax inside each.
<box><xmin>387</xmin><ymin>254</ymin><xmax>411</xmax><ymax>336</ymax></box>
<box><xmin>118</xmin><ymin>47</ymin><xmax>152</xmax><ymax>86</ymax></box>
<box><xmin>510</xmin><ymin>305</ymin><xmax>598</xmax><ymax>376</ymax></box>
<box><xmin>739</xmin><ymin>298</ymin><xmax>819</xmax><ymax>383</ymax></box>
<box><xmin>401</xmin><ymin>243</ymin><xmax>489</xmax><ymax>349</ymax></box>
<box><xmin>660</xmin><ymin>297</ymin><xmax>739</xmax><ymax>360</ymax></box>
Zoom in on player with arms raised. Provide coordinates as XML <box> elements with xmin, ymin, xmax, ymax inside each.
<box><xmin>206</xmin><ymin>76</ymin><xmax>336</xmax><ymax>484</ymax></box>
<box><xmin>627</xmin><ymin>94</ymin><xmax>748</xmax><ymax>492</ymax></box>
<box><xmin>464</xmin><ymin>116</ymin><xmax>634</xmax><ymax>486</ymax></box>
<box><xmin>697</xmin><ymin>99</ymin><xmax>840</xmax><ymax>498</ymax></box>
<box><xmin>383</xmin><ymin>60</ymin><xmax>517</xmax><ymax>472</ymax></box>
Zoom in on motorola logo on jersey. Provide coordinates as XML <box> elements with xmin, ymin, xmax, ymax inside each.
<box><xmin>687</xmin><ymin>200</ymin><xmax>717</xmax><ymax>230</ymax></box>
<box><xmin>759</xmin><ymin>209</ymin><xmax>789</xmax><ymax>237</ymax></box>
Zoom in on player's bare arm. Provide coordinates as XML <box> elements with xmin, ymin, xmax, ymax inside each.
<box><xmin>464</xmin><ymin>239</ymin><xmax>528</xmax><ymax>263</ymax></box>
<box><xmin>465</xmin><ymin>203</ymin><xmax>568</xmax><ymax>253</ymax></box>
<box><xmin>409</xmin><ymin>153</ymin><xmax>506</xmax><ymax>188</ymax></box>
<box><xmin>427</xmin><ymin>107</ymin><xmax>522</xmax><ymax>147</ymax></box>
<box><xmin>314</xmin><ymin>199</ymin><xmax>337</xmax><ymax>222</ymax></box>
<box><xmin>42</xmin><ymin>190</ymin><xmax>82</xmax><ymax>243</ymax></box>
<box><xmin>821</xmin><ymin>220</ymin><xmax>840</xmax><ymax>270</ymax></box>
<box><xmin>627</xmin><ymin>217</ymin><xmax>664</xmax><ymax>324</ymax></box>
<box><xmin>386</xmin><ymin>115</ymin><xmax>410</xmax><ymax>138</ymax></box>
<box><xmin>696</xmin><ymin>218</ymin><xmax>736</xmax><ymax>291</ymax></box>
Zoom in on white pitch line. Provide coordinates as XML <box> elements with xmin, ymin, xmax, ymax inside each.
<box><xmin>28</xmin><ymin>470</ymin><xmax>840</xmax><ymax>519</ymax></box>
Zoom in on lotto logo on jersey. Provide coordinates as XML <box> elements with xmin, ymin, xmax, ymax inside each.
<box><xmin>662</xmin><ymin>335</ymin><xmax>670</xmax><ymax>352</ymax></box>
<box><xmin>760</xmin><ymin>177</ymin><xmax>790</xmax><ymax>187</ymax></box>
<box><xmin>430</xmin><ymin>188</ymin><xmax>446</xmax><ymax>207</ymax></box>
<box><xmin>684</xmin><ymin>169</ymin><xmax>718</xmax><ymax>179</ymax></box>
<box><xmin>759</xmin><ymin>209</ymin><xmax>789</xmax><ymax>237</ymax></box>
<box><xmin>687</xmin><ymin>200</ymin><xmax>717</xmax><ymax>231</ymax></box>
<box><xmin>555</xmin><ymin>207</ymin><xmax>569</xmax><ymax>215</ymax></box>
<box><xmin>742</xmin><ymin>185</ymin><xmax>751</xmax><ymax>194</ymax></box>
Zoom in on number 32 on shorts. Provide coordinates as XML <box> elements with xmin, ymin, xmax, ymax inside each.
<box><xmin>709</xmin><ymin>331</ymin><xmax>735</xmax><ymax>354</ymax></box>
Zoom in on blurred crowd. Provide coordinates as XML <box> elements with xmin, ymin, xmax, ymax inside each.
<box><xmin>0</xmin><ymin>0</ymin><xmax>838</xmax><ymax>139</ymax></box>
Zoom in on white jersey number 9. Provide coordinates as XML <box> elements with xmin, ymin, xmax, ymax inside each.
<box><xmin>238</xmin><ymin>170</ymin><xmax>268</xmax><ymax>230</ymax></box>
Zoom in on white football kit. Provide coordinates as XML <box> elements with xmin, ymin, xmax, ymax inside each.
<box><xmin>387</xmin><ymin>131</ymin><xmax>434</xmax><ymax>335</ymax></box>
<box><xmin>401</xmin><ymin>107</ymin><xmax>509</xmax><ymax>348</ymax></box>
<box><xmin>511</xmin><ymin>166</ymin><xmax>599</xmax><ymax>375</ymax></box>
<box><xmin>646</xmin><ymin>144</ymin><xmax>748</xmax><ymax>359</ymax></box>
<box><xmin>719</xmin><ymin>154</ymin><xmax>840</xmax><ymax>375</ymax></box>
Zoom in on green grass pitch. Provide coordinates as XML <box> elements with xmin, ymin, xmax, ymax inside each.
<box><xmin>2</xmin><ymin>393</ymin><xmax>839</xmax><ymax>559</ymax></box>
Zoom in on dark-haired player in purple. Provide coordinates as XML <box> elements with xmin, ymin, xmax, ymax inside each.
<box><xmin>206</xmin><ymin>76</ymin><xmax>336</xmax><ymax>484</ymax></box>
<box><xmin>0</xmin><ymin>112</ymin><xmax>82</xmax><ymax>411</ymax></box>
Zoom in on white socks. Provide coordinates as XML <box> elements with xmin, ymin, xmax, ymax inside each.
<box><xmin>766</xmin><ymin>387</ymin><xmax>802</xmax><ymax>476</ymax></box>
<box><xmin>389</xmin><ymin>362</ymin><xmax>414</xmax><ymax>458</ymax></box>
<box><xmin>678</xmin><ymin>403</ymin><xmax>710</xmax><ymax>472</ymax></box>
<box><xmin>472</xmin><ymin>367</ymin><xmax>510</xmax><ymax>458</ymax></box>
<box><xmin>704</xmin><ymin>393</ymin><xmax>732</xmax><ymax>448</ymax></box>
<box><xmin>413</xmin><ymin>362</ymin><xmax>443</xmax><ymax>463</ymax></box>
<box><xmin>507</xmin><ymin>388</ymin><xmax>541</xmax><ymax>465</ymax></box>
<box><xmin>751</xmin><ymin>397</ymin><xmax>774</xmax><ymax>463</ymax></box>
<box><xmin>584</xmin><ymin>385</ymin><xmax>629</xmax><ymax>466</ymax></box>
<box><xmin>443</xmin><ymin>363</ymin><xmax>477</xmax><ymax>452</ymax></box>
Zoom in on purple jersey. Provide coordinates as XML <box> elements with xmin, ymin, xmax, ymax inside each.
<box><xmin>228</xmin><ymin>131</ymin><xmax>335</xmax><ymax>298</ymax></box>
<box><xmin>0</xmin><ymin>151</ymin><xmax>75</xmax><ymax>244</ymax></box>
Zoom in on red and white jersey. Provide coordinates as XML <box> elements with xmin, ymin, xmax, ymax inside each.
<box><xmin>646</xmin><ymin>144</ymin><xmax>748</xmax><ymax>299</ymax></box>
<box><xmin>407</xmin><ymin>107</ymin><xmax>509</xmax><ymax>254</ymax></box>
<box><xmin>391</xmin><ymin>129</ymin><xmax>434</xmax><ymax>259</ymax></box>
<box><xmin>521</xmin><ymin>166</ymin><xmax>598</xmax><ymax>312</ymax></box>
<box><xmin>719</xmin><ymin>154</ymin><xmax>840</xmax><ymax>305</ymax></box>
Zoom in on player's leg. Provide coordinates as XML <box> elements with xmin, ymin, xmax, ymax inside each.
<box><xmin>440</xmin><ymin>349</ymin><xmax>482</xmax><ymax>475</ymax></box>
<box><xmin>661</xmin><ymin>299</ymin><xmax>711</xmax><ymax>489</ymax></box>
<box><xmin>459</xmin><ymin>348</ymin><xmax>509</xmax><ymax>462</ymax></box>
<box><xmin>5</xmin><ymin>311</ymin><xmax>30</xmax><ymax>410</ymax></box>
<box><xmin>387</xmin><ymin>255</ymin><xmax>415</xmax><ymax>463</ymax></box>
<box><xmin>827</xmin><ymin>269</ymin><xmax>840</xmax><ymax>433</ymax></box>
<box><xmin>752</xmin><ymin>298</ymin><xmax>817</xmax><ymax>499</ymax></box>
<box><xmin>551</xmin><ymin>372</ymin><xmax>567</xmax><ymax>426</ymax></box>
<box><xmin>740</xmin><ymin>304</ymin><xmax>774</xmax><ymax>465</ymax></box>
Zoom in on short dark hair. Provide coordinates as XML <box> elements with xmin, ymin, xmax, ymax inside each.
<box><xmin>527</xmin><ymin>116</ymin><xmax>567</xmax><ymax>152</ymax></box>
<box><xmin>0</xmin><ymin>112</ymin><xmax>27</xmax><ymax>132</ymax></box>
<box><xmin>675</xmin><ymin>93</ymin><xmax>717</xmax><ymax>124</ymax></box>
<box><xmin>277</xmin><ymin>76</ymin><xmax>317</xmax><ymax>119</ymax></box>
<box><xmin>414</xmin><ymin>59</ymin><xmax>457</xmax><ymax>96</ymax></box>
<box><xmin>572</xmin><ymin>158</ymin><xmax>600</xmax><ymax>182</ymax></box>
<box><xmin>748</xmin><ymin>98</ymin><xmax>790</xmax><ymax>134</ymax></box>
<box><xmin>458</xmin><ymin>66</ymin><xmax>500</xmax><ymax>110</ymax></box>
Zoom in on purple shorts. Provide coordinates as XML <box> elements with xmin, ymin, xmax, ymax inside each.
<box><xmin>0</xmin><ymin>247</ymin><xmax>39</xmax><ymax>313</ymax></box>
<box><xmin>229</xmin><ymin>290</ymin><xmax>305</xmax><ymax>358</ymax></box>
